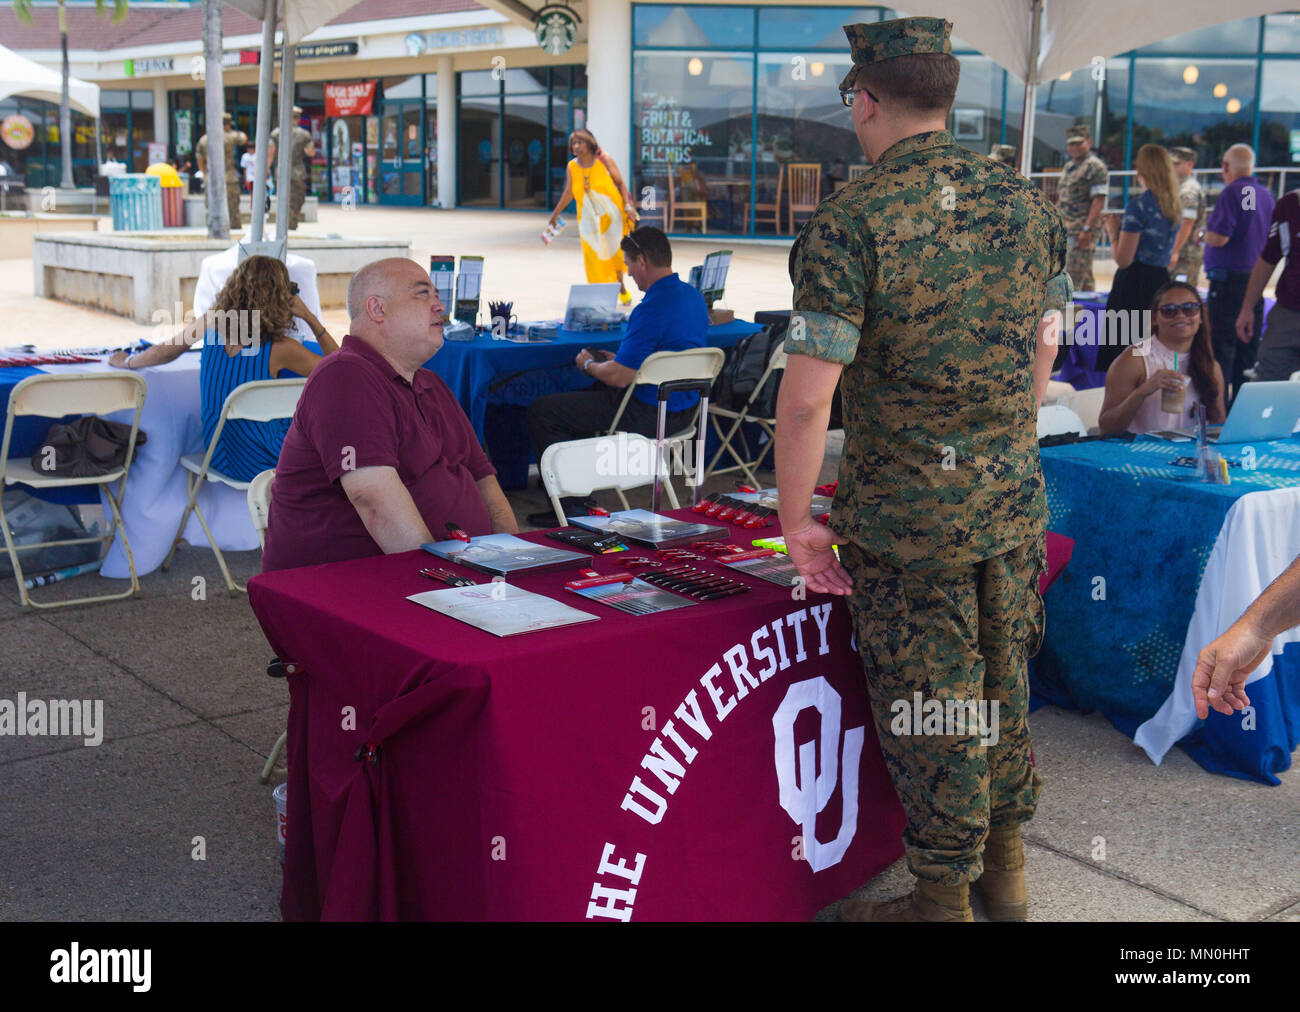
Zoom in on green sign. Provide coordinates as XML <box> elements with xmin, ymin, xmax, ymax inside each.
<box><xmin>535</xmin><ymin>5</ymin><xmax>579</xmax><ymax>56</ymax></box>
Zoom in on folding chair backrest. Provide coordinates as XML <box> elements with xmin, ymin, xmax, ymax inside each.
<box><xmin>1036</xmin><ymin>403</ymin><xmax>1087</xmax><ymax>439</ymax></box>
<box><xmin>247</xmin><ymin>469</ymin><xmax>275</xmax><ymax>549</ymax></box>
<box><xmin>634</xmin><ymin>347</ymin><xmax>725</xmax><ymax>389</ymax></box>
<box><xmin>1064</xmin><ymin>386</ymin><xmax>1105</xmax><ymax>433</ymax></box>
<box><xmin>10</xmin><ymin>372</ymin><xmax>146</xmax><ymax>418</ymax></box>
<box><xmin>541</xmin><ymin>434</ymin><xmax>676</xmax><ymax>498</ymax></box>
<box><xmin>221</xmin><ymin>378</ymin><xmax>306</xmax><ymax>424</ymax></box>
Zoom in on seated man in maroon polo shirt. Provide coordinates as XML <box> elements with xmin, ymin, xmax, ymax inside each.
<box><xmin>262</xmin><ymin>257</ymin><xmax>517</xmax><ymax>572</ymax></box>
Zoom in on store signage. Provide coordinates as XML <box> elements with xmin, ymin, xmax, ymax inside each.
<box><xmin>639</xmin><ymin>95</ymin><xmax>711</xmax><ymax>165</ymax></box>
<box><xmin>1</xmin><ymin>114</ymin><xmax>34</xmax><ymax>151</ymax></box>
<box><xmin>224</xmin><ymin>41</ymin><xmax>358</xmax><ymax>67</ymax></box>
<box><xmin>425</xmin><ymin>27</ymin><xmax>504</xmax><ymax>50</ymax></box>
<box><xmin>174</xmin><ymin>109</ymin><xmax>193</xmax><ymax>156</ymax></box>
<box><xmin>123</xmin><ymin>57</ymin><xmax>174</xmax><ymax>76</ymax></box>
<box><xmin>325</xmin><ymin>80</ymin><xmax>378</xmax><ymax>117</ymax></box>
<box><xmin>535</xmin><ymin>4</ymin><xmax>579</xmax><ymax>56</ymax></box>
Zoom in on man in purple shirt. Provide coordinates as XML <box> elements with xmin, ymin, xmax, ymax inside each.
<box><xmin>1235</xmin><ymin>189</ymin><xmax>1300</xmax><ymax>383</ymax></box>
<box><xmin>1203</xmin><ymin>144</ymin><xmax>1276</xmax><ymax>403</ymax></box>
<box><xmin>262</xmin><ymin>258</ymin><xmax>517</xmax><ymax>572</ymax></box>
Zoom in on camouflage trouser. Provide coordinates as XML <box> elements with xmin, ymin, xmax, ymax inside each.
<box><xmin>226</xmin><ymin>172</ymin><xmax>242</xmax><ymax>229</ymax></box>
<box><xmin>1173</xmin><ymin>252</ymin><xmax>1202</xmax><ymax>288</ymax></box>
<box><xmin>841</xmin><ymin>537</ymin><xmax>1046</xmax><ymax>887</ymax></box>
<box><xmin>288</xmin><ymin>175</ymin><xmax>305</xmax><ymax>230</ymax></box>
<box><xmin>1065</xmin><ymin>231</ymin><xmax>1094</xmax><ymax>292</ymax></box>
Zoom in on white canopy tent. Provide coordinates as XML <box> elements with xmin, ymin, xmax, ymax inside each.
<box><xmin>0</xmin><ymin>41</ymin><xmax>99</xmax><ymax>117</ymax></box>
<box><xmin>907</xmin><ymin>1</ymin><xmax>1299</xmax><ymax>172</ymax></box>
<box><xmin>217</xmin><ymin>0</ymin><xmax>361</xmax><ymax>252</ymax></box>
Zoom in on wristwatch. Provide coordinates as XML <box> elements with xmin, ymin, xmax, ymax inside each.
<box><xmin>1081</xmin><ymin>225</ymin><xmax>1092</xmax><ymax>233</ymax></box>
<box><xmin>583</xmin><ymin>358</ymin><xmax>594</xmax><ymax>374</ymax></box>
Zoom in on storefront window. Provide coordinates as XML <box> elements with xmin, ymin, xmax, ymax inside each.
<box><xmin>1257</xmin><ymin>61</ymin><xmax>1300</xmax><ymax>171</ymax></box>
<box><xmin>1263</xmin><ymin>14</ymin><xmax>1300</xmax><ymax>52</ymax></box>
<box><xmin>633</xmin><ymin>51</ymin><xmax>753</xmax><ymax>234</ymax></box>
<box><xmin>757</xmin><ymin>6</ymin><xmax>889</xmax><ymax>48</ymax></box>
<box><xmin>1130</xmin><ymin>58</ymin><xmax>1255</xmax><ymax>169</ymax></box>
<box><xmin>634</xmin><ymin>5</ymin><xmax>755</xmax><ymax>48</ymax></box>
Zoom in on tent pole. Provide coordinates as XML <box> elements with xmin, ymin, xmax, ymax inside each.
<box><xmin>1018</xmin><ymin>0</ymin><xmax>1042</xmax><ymax>176</ymax></box>
<box><xmin>274</xmin><ymin>41</ymin><xmax>297</xmax><ymax>247</ymax></box>
<box><xmin>248</xmin><ymin>0</ymin><xmax>276</xmax><ymax>245</ymax></box>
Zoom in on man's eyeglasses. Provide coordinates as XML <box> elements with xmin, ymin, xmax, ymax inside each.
<box><xmin>623</xmin><ymin>233</ymin><xmax>643</xmax><ymax>258</ymax></box>
<box><xmin>839</xmin><ymin>84</ymin><xmax>880</xmax><ymax>108</ymax></box>
<box><xmin>1157</xmin><ymin>301</ymin><xmax>1201</xmax><ymax>318</ymax></box>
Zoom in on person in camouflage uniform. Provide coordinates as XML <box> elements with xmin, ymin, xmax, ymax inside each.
<box><xmin>1168</xmin><ymin>147</ymin><xmax>1206</xmax><ymax>286</ymax></box>
<box><xmin>269</xmin><ymin>106</ymin><xmax>316</xmax><ymax>231</ymax></box>
<box><xmin>773</xmin><ymin>16</ymin><xmax>1069</xmax><ymax>923</ymax></box>
<box><xmin>196</xmin><ymin>112</ymin><xmax>248</xmax><ymax>230</ymax></box>
<box><xmin>1058</xmin><ymin>126</ymin><xmax>1109</xmax><ymax>291</ymax></box>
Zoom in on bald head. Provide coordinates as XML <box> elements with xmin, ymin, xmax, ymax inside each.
<box><xmin>1223</xmin><ymin>144</ymin><xmax>1255</xmax><ymax>179</ymax></box>
<box><xmin>346</xmin><ymin>257</ymin><xmax>445</xmax><ymax>378</ymax></box>
<box><xmin>348</xmin><ymin>258</ymin><xmax>409</xmax><ymax>322</ymax></box>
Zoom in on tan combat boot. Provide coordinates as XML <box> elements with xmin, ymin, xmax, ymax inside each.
<box><xmin>839</xmin><ymin>880</ymin><xmax>973</xmax><ymax>922</ymax></box>
<box><xmin>972</xmin><ymin>825</ymin><xmax>1028</xmax><ymax>921</ymax></box>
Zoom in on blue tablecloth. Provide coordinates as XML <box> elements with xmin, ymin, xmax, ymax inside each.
<box><xmin>1055</xmin><ymin>294</ymin><xmax>1278</xmax><ymax>391</ymax></box>
<box><xmin>1036</xmin><ymin>435</ymin><xmax>1300</xmax><ymax>781</ymax></box>
<box><xmin>0</xmin><ymin>365</ymin><xmax>96</xmax><ymax>504</ymax></box>
<box><xmin>425</xmin><ymin>319</ymin><xmax>763</xmax><ymax>488</ymax></box>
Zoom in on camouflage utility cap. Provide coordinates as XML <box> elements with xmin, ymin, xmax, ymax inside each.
<box><xmin>1066</xmin><ymin>126</ymin><xmax>1089</xmax><ymax>143</ymax></box>
<box><xmin>838</xmin><ymin>16</ymin><xmax>953</xmax><ymax>90</ymax></box>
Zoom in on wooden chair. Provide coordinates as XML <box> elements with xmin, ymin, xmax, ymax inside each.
<box><xmin>786</xmin><ymin>163</ymin><xmax>822</xmax><ymax>233</ymax></box>
<box><xmin>848</xmin><ymin>164</ymin><xmax>870</xmax><ymax>181</ymax></box>
<box><xmin>749</xmin><ymin>163</ymin><xmax>784</xmax><ymax>232</ymax></box>
<box><xmin>668</xmin><ymin>167</ymin><xmax>707</xmax><ymax>233</ymax></box>
<box><xmin>636</xmin><ymin>178</ymin><xmax>667</xmax><ymax>230</ymax></box>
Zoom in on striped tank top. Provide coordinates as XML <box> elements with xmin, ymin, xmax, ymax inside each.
<box><xmin>199</xmin><ymin>329</ymin><xmax>290</xmax><ymax>482</ymax></box>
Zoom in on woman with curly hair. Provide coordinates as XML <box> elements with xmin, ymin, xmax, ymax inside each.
<box><xmin>110</xmin><ymin>255</ymin><xmax>337</xmax><ymax>480</ymax></box>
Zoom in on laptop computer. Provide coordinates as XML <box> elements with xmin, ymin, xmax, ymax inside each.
<box><xmin>1212</xmin><ymin>381</ymin><xmax>1300</xmax><ymax>444</ymax></box>
<box><xmin>563</xmin><ymin>283</ymin><xmax>622</xmax><ymax>330</ymax></box>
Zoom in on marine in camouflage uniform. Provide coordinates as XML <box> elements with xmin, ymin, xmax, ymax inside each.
<box><xmin>1170</xmin><ymin>147</ymin><xmax>1206</xmax><ymax>286</ymax></box>
<box><xmin>781</xmin><ymin>16</ymin><xmax>1068</xmax><ymax>920</ymax></box>
<box><xmin>1058</xmin><ymin>127</ymin><xmax>1109</xmax><ymax>292</ymax></box>
<box><xmin>196</xmin><ymin>112</ymin><xmax>249</xmax><ymax>230</ymax></box>
<box><xmin>269</xmin><ymin>107</ymin><xmax>315</xmax><ymax>230</ymax></box>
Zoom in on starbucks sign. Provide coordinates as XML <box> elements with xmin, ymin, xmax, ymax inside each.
<box><xmin>535</xmin><ymin>4</ymin><xmax>579</xmax><ymax>56</ymax></box>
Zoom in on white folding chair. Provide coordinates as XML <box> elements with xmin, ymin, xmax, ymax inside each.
<box><xmin>1036</xmin><ymin>403</ymin><xmax>1088</xmax><ymax>439</ymax></box>
<box><xmin>705</xmin><ymin>339</ymin><xmax>787</xmax><ymax>488</ymax></box>
<box><xmin>0</xmin><ymin>372</ymin><xmax>147</xmax><ymax>609</ymax></box>
<box><xmin>1064</xmin><ymin>386</ymin><xmax>1106</xmax><ymax>435</ymax></box>
<box><xmin>163</xmin><ymin>378</ymin><xmax>304</xmax><ymax>594</ymax></box>
<box><xmin>246</xmin><ymin>467</ymin><xmax>289</xmax><ymax>783</ymax></box>
<box><xmin>540</xmin><ymin>434</ymin><xmax>679</xmax><ymax>528</ymax></box>
<box><xmin>604</xmin><ymin>347</ymin><xmax>725</xmax><ymax>502</ymax></box>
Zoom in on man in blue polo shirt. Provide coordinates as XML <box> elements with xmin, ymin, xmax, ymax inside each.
<box><xmin>526</xmin><ymin>226</ymin><xmax>708</xmax><ymax>520</ymax></box>
<box><xmin>1203</xmin><ymin>143</ymin><xmax>1275</xmax><ymax>403</ymax></box>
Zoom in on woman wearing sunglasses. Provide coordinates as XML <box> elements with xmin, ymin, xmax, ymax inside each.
<box><xmin>1098</xmin><ymin>281</ymin><xmax>1225</xmax><ymax>435</ymax></box>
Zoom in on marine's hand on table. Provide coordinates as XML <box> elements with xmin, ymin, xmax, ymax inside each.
<box><xmin>784</xmin><ymin>521</ymin><xmax>853</xmax><ymax>596</ymax></box>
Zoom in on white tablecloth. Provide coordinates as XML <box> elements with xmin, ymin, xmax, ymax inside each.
<box><xmin>1134</xmin><ymin>487</ymin><xmax>1300</xmax><ymax>763</ymax></box>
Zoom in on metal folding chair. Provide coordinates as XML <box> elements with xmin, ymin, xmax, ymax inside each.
<box><xmin>705</xmin><ymin>339</ymin><xmax>787</xmax><ymax>488</ymax></box>
<box><xmin>162</xmin><ymin>378</ymin><xmax>304</xmax><ymax>594</ymax></box>
<box><xmin>0</xmin><ymin>372</ymin><xmax>147</xmax><ymax>609</ymax></box>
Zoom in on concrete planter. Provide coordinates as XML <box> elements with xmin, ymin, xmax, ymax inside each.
<box><xmin>0</xmin><ymin>214</ymin><xmax>100</xmax><ymax>260</ymax></box>
<box><xmin>32</xmin><ymin>231</ymin><xmax>410</xmax><ymax>323</ymax></box>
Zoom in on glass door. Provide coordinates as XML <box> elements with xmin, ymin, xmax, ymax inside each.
<box><xmin>379</xmin><ymin>99</ymin><xmax>423</xmax><ymax>205</ymax></box>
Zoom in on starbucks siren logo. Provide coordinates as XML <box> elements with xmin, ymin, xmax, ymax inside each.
<box><xmin>535</xmin><ymin>3</ymin><xmax>580</xmax><ymax>56</ymax></box>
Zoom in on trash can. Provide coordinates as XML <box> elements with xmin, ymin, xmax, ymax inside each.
<box><xmin>146</xmin><ymin>163</ymin><xmax>184</xmax><ymax>227</ymax></box>
<box><xmin>109</xmin><ymin>174</ymin><xmax>163</xmax><ymax>231</ymax></box>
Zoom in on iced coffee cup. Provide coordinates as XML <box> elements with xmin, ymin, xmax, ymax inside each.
<box><xmin>1162</xmin><ymin>375</ymin><xmax>1188</xmax><ymax>414</ymax></box>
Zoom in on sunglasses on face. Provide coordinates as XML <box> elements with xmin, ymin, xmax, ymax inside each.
<box><xmin>1157</xmin><ymin>301</ymin><xmax>1201</xmax><ymax>318</ymax></box>
<box><xmin>623</xmin><ymin>233</ymin><xmax>643</xmax><ymax>259</ymax></box>
<box><xmin>839</xmin><ymin>84</ymin><xmax>880</xmax><ymax>108</ymax></box>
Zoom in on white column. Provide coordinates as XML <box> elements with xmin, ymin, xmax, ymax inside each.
<box><xmin>153</xmin><ymin>78</ymin><xmax>169</xmax><ymax>148</ymax></box>
<box><xmin>586</xmin><ymin>0</ymin><xmax>632</xmax><ymax>181</ymax></box>
<box><xmin>436</xmin><ymin>54</ymin><xmax>456</xmax><ymax>208</ymax></box>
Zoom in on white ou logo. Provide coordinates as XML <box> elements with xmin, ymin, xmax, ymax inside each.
<box><xmin>772</xmin><ymin>676</ymin><xmax>863</xmax><ymax>873</ymax></box>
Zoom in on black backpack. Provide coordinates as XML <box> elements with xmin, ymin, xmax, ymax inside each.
<box><xmin>713</xmin><ymin>319</ymin><xmax>788</xmax><ymax>419</ymax></box>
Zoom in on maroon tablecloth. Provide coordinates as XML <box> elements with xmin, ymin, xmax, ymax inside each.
<box><xmin>247</xmin><ymin>515</ymin><xmax>906</xmax><ymax>921</ymax></box>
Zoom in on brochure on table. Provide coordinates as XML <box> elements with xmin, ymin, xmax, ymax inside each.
<box><xmin>421</xmin><ymin>533</ymin><xmax>587</xmax><ymax>576</ymax></box>
<box><xmin>408</xmin><ymin>583</ymin><xmax>598</xmax><ymax>637</ymax></box>
<box><xmin>566</xmin><ymin>509</ymin><xmax>728</xmax><ymax>547</ymax></box>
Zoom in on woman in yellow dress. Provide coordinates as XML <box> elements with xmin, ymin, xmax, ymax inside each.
<box><xmin>547</xmin><ymin>129</ymin><xmax>638</xmax><ymax>303</ymax></box>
